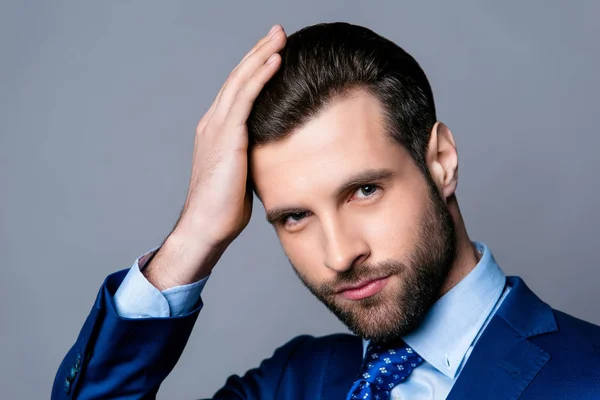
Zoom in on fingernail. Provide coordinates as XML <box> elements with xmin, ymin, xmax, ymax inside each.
<box><xmin>268</xmin><ymin>25</ymin><xmax>278</xmax><ymax>37</ymax></box>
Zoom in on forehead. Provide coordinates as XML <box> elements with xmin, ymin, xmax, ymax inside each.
<box><xmin>250</xmin><ymin>89</ymin><xmax>411</xmax><ymax>207</ymax></box>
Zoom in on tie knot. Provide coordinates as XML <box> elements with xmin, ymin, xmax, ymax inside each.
<box><xmin>347</xmin><ymin>341</ymin><xmax>423</xmax><ymax>399</ymax></box>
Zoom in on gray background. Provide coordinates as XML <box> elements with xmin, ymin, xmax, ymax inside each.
<box><xmin>1</xmin><ymin>1</ymin><xmax>598</xmax><ymax>398</ymax></box>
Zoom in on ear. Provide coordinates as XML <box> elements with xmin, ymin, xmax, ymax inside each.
<box><xmin>425</xmin><ymin>122</ymin><xmax>458</xmax><ymax>200</ymax></box>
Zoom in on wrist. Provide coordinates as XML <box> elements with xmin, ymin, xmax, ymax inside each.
<box><xmin>143</xmin><ymin>231</ymin><xmax>227</xmax><ymax>290</ymax></box>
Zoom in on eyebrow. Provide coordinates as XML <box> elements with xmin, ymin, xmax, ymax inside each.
<box><xmin>265</xmin><ymin>168</ymin><xmax>395</xmax><ymax>225</ymax></box>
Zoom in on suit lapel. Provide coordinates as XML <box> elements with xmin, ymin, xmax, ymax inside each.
<box><xmin>446</xmin><ymin>316</ymin><xmax>551</xmax><ymax>399</ymax></box>
<box><xmin>447</xmin><ymin>277</ymin><xmax>557</xmax><ymax>400</ymax></box>
<box><xmin>320</xmin><ymin>334</ymin><xmax>363</xmax><ymax>399</ymax></box>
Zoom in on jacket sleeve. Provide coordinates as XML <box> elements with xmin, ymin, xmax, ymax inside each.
<box><xmin>51</xmin><ymin>269</ymin><xmax>202</xmax><ymax>400</ymax></box>
<box><xmin>209</xmin><ymin>335</ymin><xmax>313</xmax><ymax>400</ymax></box>
<box><xmin>51</xmin><ymin>268</ymin><xmax>314</xmax><ymax>400</ymax></box>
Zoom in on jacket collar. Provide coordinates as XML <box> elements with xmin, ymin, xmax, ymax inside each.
<box><xmin>446</xmin><ymin>276</ymin><xmax>557</xmax><ymax>400</ymax></box>
<box><xmin>495</xmin><ymin>276</ymin><xmax>558</xmax><ymax>337</ymax></box>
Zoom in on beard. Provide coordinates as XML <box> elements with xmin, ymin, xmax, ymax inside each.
<box><xmin>289</xmin><ymin>177</ymin><xmax>457</xmax><ymax>344</ymax></box>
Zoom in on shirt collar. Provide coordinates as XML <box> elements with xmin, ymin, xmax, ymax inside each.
<box><xmin>362</xmin><ymin>241</ymin><xmax>506</xmax><ymax>379</ymax></box>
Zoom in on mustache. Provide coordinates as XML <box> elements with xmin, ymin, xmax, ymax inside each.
<box><xmin>316</xmin><ymin>260</ymin><xmax>407</xmax><ymax>296</ymax></box>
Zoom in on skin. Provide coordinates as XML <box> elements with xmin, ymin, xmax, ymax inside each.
<box><xmin>144</xmin><ymin>23</ymin><xmax>481</xmax><ymax>342</ymax></box>
<box><xmin>250</xmin><ymin>89</ymin><xmax>481</xmax><ymax>341</ymax></box>
<box><xmin>144</xmin><ymin>25</ymin><xmax>288</xmax><ymax>289</ymax></box>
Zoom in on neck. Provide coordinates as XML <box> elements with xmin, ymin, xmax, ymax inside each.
<box><xmin>438</xmin><ymin>194</ymin><xmax>480</xmax><ymax>297</ymax></box>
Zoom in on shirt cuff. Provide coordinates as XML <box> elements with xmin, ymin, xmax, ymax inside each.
<box><xmin>113</xmin><ymin>246</ymin><xmax>210</xmax><ymax>318</ymax></box>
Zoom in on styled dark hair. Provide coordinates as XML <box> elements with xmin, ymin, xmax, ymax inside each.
<box><xmin>248</xmin><ymin>21</ymin><xmax>437</xmax><ymax>186</ymax></box>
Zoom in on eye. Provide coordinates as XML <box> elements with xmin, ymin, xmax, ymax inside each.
<box><xmin>279</xmin><ymin>184</ymin><xmax>381</xmax><ymax>228</ymax></box>
<box><xmin>281</xmin><ymin>211</ymin><xmax>310</xmax><ymax>227</ymax></box>
<box><xmin>355</xmin><ymin>184</ymin><xmax>379</xmax><ymax>199</ymax></box>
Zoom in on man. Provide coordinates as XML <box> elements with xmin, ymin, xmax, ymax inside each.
<box><xmin>52</xmin><ymin>22</ymin><xmax>600</xmax><ymax>399</ymax></box>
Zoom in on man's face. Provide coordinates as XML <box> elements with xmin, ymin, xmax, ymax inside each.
<box><xmin>250</xmin><ymin>89</ymin><xmax>456</xmax><ymax>343</ymax></box>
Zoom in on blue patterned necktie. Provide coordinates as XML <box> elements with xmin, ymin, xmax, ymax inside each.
<box><xmin>346</xmin><ymin>340</ymin><xmax>423</xmax><ymax>400</ymax></box>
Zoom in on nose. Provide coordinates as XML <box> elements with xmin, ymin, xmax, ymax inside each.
<box><xmin>322</xmin><ymin>217</ymin><xmax>370</xmax><ymax>273</ymax></box>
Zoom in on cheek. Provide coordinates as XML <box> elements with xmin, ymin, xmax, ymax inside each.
<box><xmin>278</xmin><ymin>235</ymin><xmax>327</xmax><ymax>283</ymax></box>
<box><xmin>367</xmin><ymin>187</ymin><xmax>428</xmax><ymax>253</ymax></box>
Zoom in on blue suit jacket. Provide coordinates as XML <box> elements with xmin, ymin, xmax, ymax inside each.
<box><xmin>52</xmin><ymin>271</ymin><xmax>600</xmax><ymax>399</ymax></box>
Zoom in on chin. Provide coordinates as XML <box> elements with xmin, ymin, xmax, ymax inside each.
<box><xmin>331</xmin><ymin>280</ymin><xmax>420</xmax><ymax>342</ymax></box>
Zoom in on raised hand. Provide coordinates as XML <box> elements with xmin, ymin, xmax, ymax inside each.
<box><xmin>144</xmin><ymin>25</ymin><xmax>287</xmax><ymax>289</ymax></box>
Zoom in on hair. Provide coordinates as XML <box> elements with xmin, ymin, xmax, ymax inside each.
<box><xmin>247</xmin><ymin>22</ymin><xmax>437</xmax><ymax>192</ymax></box>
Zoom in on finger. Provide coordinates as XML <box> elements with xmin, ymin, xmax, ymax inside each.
<box><xmin>215</xmin><ymin>31</ymin><xmax>286</xmax><ymax>121</ymax></box>
<box><xmin>225</xmin><ymin>53</ymin><xmax>281</xmax><ymax>127</ymax></box>
<box><xmin>213</xmin><ymin>25</ymin><xmax>281</xmax><ymax>113</ymax></box>
<box><xmin>238</xmin><ymin>25</ymin><xmax>282</xmax><ymax>67</ymax></box>
<box><xmin>199</xmin><ymin>25</ymin><xmax>284</xmax><ymax>133</ymax></box>
<box><xmin>213</xmin><ymin>26</ymin><xmax>278</xmax><ymax>111</ymax></box>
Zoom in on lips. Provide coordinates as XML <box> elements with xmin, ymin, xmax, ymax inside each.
<box><xmin>337</xmin><ymin>276</ymin><xmax>391</xmax><ymax>300</ymax></box>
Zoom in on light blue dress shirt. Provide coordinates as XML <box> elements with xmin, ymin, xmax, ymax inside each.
<box><xmin>113</xmin><ymin>245</ymin><xmax>209</xmax><ymax>318</ymax></box>
<box><xmin>114</xmin><ymin>241</ymin><xmax>510</xmax><ymax>399</ymax></box>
